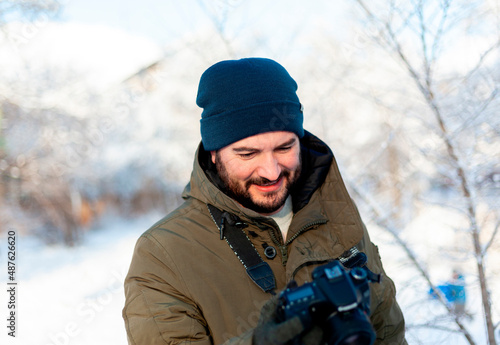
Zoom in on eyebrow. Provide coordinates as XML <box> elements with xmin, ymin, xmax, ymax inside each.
<box><xmin>232</xmin><ymin>137</ymin><xmax>297</xmax><ymax>153</ymax></box>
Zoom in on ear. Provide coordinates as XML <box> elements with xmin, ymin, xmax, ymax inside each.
<box><xmin>210</xmin><ymin>151</ymin><xmax>216</xmax><ymax>164</ymax></box>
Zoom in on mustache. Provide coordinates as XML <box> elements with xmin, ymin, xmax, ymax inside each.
<box><xmin>245</xmin><ymin>170</ymin><xmax>291</xmax><ymax>188</ymax></box>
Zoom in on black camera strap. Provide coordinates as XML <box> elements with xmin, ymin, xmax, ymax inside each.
<box><xmin>339</xmin><ymin>247</ymin><xmax>382</xmax><ymax>283</ymax></box>
<box><xmin>207</xmin><ymin>204</ymin><xmax>277</xmax><ymax>294</ymax></box>
<box><xmin>339</xmin><ymin>246</ymin><xmax>366</xmax><ymax>268</ymax></box>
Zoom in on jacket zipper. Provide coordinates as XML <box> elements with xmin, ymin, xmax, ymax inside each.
<box><xmin>267</xmin><ymin>219</ymin><xmax>328</xmax><ymax>266</ymax></box>
<box><xmin>285</xmin><ymin>220</ymin><xmax>327</xmax><ymax>246</ymax></box>
<box><xmin>267</xmin><ymin>227</ymin><xmax>286</xmax><ymax>263</ymax></box>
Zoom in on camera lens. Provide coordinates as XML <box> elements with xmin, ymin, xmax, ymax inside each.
<box><xmin>323</xmin><ymin>309</ymin><xmax>375</xmax><ymax>345</ymax></box>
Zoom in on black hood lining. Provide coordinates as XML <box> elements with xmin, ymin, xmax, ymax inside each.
<box><xmin>292</xmin><ymin>131</ymin><xmax>333</xmax><ymax>212</ymax></box>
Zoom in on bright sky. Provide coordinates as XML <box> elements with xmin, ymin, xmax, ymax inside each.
<box><xmin>3</xmin><ymin>1</ymin><xmax>494</xmax><ymax>97</ymax></box>
<box><xmin>0</xmin><ymin>0</ymin><xmax>351</xmax><ymax>90</ymax></box>
<box><xmin>59</xmin><ymin>0</ymin><xmax>351</xmax><ymax>46</ymax></box>
<box><xmin>59</xmin><ymin>0</ymin><xmax>204</xmax><ymax>44</ymax></box>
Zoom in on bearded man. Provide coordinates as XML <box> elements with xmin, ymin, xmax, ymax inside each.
<box><xmin>123</xmin><ymin>58</ymin><xmax>407</xmax><ymax>345</ymax></box>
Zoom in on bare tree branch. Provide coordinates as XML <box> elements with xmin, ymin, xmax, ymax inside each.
<box><xmin>354</xmin><ymin>1</ymin><xmax>498</xmax><ymax>344</ymax></box>
<box><xmin>346</xmin><ymin>179</ymin><xmax>477</xmax><ymax>344</ymax></box>
<box><xmin>483</xmin><ymin>220</ymin><xmax>500</xmax><ymax>254</ymax></box>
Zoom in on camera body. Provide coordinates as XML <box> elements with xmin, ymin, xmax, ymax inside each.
<box><xmin>277</xmin><ymin>258</ymin><xmax>380</xmax><ymax>345</ymax></box>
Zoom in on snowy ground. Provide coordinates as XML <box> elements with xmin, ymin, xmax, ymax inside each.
<box><xmin>0</xmin><ymin>211</ymin><xmax>494</xmax><ymax>345</ymax></box>
<box><xmin>0</xmin><ymin>214</ymin><xmax>162</xmax><ymax>345</ymax></box>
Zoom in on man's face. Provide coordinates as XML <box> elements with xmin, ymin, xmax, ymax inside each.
<box><xmin>211</xmin><ymin>131</ymin><xmax>301</xmax><ymax>215</ymax></box>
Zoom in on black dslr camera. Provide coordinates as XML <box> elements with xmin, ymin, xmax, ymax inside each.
<box><xmin>277</xmin><ymin>257</ymin><xmax>381</xmax><ymax>345</ymax></box>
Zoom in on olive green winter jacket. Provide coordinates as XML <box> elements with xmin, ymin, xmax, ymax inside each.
<box><xmin>123</xmin><ymin>131</ymin><xmax>407</xmax><ymax>344</ymax></box>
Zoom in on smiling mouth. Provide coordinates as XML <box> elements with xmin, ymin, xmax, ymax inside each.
<box><xmin>253</xmin><ymin>177</ymin><xmax>284</xmax><ymax>192</ymax></box>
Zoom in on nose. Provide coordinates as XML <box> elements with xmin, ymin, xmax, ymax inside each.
<box><xmin>256</xmin><ymin>153</ymin><xmax>281</xmax><ymax>181</ymax></box>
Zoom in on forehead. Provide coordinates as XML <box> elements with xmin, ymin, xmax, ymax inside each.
<box><xmin>227</xmin><ymin>131</ymin><xmax>298</xmax><ymax>150</ymax></box>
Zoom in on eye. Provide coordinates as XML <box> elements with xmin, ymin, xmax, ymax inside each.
<box><xmin>277</xmin><ymin>146</ymin><xmax>292</xmax><ymax>153</ymax></box>
<box><xmin>238</xmin><ymin>152</ymin><xmax>256</xmax><ymax>159</ymax></box>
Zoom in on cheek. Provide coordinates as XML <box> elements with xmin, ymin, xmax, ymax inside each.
<box><xmin>225</xmin><ymin>160</ymin><xmax>256</xmax><ymax>182</ymax></box>
<box><xmin>281</xmin><ymin>151</ymin><xmax>301</xmax><ymax>171</ymax></box>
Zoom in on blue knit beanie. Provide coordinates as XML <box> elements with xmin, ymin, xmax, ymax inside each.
<box><xmin>197</xmin><ymin>58</ymin><xmax>304</xmax><ymax>151</ymax></box>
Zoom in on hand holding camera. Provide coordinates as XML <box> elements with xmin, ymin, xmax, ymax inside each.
<box><xmin>276</xmin><ymin>256</ymin><xmax>381</xmax><ymax>345</ymax></box>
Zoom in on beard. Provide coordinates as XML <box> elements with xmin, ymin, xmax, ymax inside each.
<box><xmin>214</xmin><ymin>152</ymin><xmax>301</xmax><ymax>214</ymax></box>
